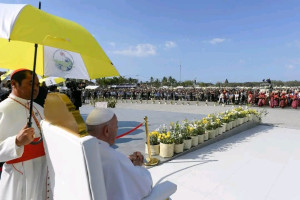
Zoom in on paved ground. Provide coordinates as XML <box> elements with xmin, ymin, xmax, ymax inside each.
<box><xmin>80</xmin><ymin>101</ymin><xmax>300</xmax><ymax>155</ymax></box>
<box><xmin>80</xmin><ymin>101</ymin><xmax>300</xmax><ymax>200</ymax></box>
<box><xmin>149</xmin><ymin>125</ymin><xmax>300</xmax><ymax>200</ymax></box>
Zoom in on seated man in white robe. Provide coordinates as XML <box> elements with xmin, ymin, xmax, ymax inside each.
<box><xmin>86</xmin><ymin>108</ymin><xmax>152</xmax><ymax>200</ymax></box>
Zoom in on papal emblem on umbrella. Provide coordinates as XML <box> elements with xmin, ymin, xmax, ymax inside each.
<box><xmin>53</xmin><ymin>50</ymin><xmax>74</xmax><ymax>72</ymax></box>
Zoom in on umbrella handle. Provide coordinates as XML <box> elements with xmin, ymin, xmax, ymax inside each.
<box><xmin>27</xmin><ymin>119</ymin><xmax>43</xmax><ymax>145</ymax></box>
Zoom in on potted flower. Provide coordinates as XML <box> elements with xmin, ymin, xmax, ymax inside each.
<box><xmin>158</xmin><ymin>132</ymin><xmax>174</xmax><ymax>158</ymax></box>
<box><xmin>171</xmin><ymin>131</ymin><xmax>184</xmax><ymax>153</ymax></box>
<box><xmin>188</xmin><ymin>123</ymin><xmax>199</xmax><ymax>147</ymax></box>
<box><xmin>181</xmin><ymin>120</ymin><xmax>192</xmax><ymax>150</ymax></box>
<box><xmin>145</xmin><ymin>131</ymin><xmax>160</xmax><ymax>155</ymax></box>
<box><xmin>170</xmin><ymin>122</ymin><xmax>184</xmax><ymax>153</ymax></box>
<box><xmin>221</xmin><ymin>114</ymin><xmax>230</xmax><ymax>131</ymax></box>
<box><xmin>200</xmin><ymin>118</ymin><xmax>210</xmax><ymax>141</ymax></box>
<box><xmin>203</xmin><ymin>117</ymin><xmax>215</xmax><ymax>139</ymax></box>
<box><xmin>195</xmin><ymin>122</ymin><xmax>205</xmax><ymax>144</ymax></box>
<box><xmin>214</xmin><ymin>117</ymin><xmax>222</xmax><ymax>136</ymax></box>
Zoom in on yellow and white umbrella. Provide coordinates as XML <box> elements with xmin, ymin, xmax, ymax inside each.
<box><xmin>0</xmin><ymin>3</ymin><xmax>120</xmax><ymax>134</ymax></box>
<box><xmin>0</xmin><ymin>3</ymin><xmax>119</xmax><ymax>79</ymax></box>
<box><xmin>0</xmin><ymin>70</ymin><xmax>13</xmax><ymax>81</ymax></box>
<box><xmin>39</xmin><ymin>77</ymin><xmax>65</xmax><ymax>86</ymax></box>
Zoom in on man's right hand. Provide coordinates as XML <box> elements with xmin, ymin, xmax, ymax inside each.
<box><xmin>15</xmin><ymin>125</ymin><xmax>35</xmax><ymax>147</ymax></box>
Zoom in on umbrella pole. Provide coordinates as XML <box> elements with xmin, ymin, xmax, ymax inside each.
<box><xmin>28</xmin><ymin>2</ymin><xmax>43</xmax><ymax>145</ymax></box>
<box><xmin>28</xmin><ymin>43</ymin><xmax>38</xmax><ymax>128</ymax></box>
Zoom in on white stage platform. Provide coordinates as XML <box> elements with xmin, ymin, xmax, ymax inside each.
<box><xmin>149</xmin><ymin>125</ymin><xmax>300</xmax><ymax>200</ymax></box>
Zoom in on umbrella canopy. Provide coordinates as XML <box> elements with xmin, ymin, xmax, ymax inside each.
<box><xmin>0</xmin><ymin>69</ymin><xmax>13</xmax><ymax>81</ymax></box>
<box><xmin>39</xmin><ymin>77</ymin><xmax>65</xmax><ymax>86</ymax></box>
<box><xmin>0</xmin><ymin>3</ymin><xmax>119</xmax><ymax>79</ymax></box>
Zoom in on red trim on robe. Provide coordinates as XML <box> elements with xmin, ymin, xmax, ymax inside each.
<box><xmin>6</xmin><ymin>138</ymin><xmax>45</xmax><ymax>164</ymax></box>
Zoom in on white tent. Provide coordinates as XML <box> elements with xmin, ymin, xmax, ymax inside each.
<box><xmin>85</xmin><ymin>85</ymin><xmax>99</xmax><ymax>90</ymax></box>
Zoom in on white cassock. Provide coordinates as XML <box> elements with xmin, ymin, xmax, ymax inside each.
<box><xmin>99</xmin><ymin>139</ymin><xmax>152</xmax><ymax>200</ymax></box>
<box><xmin>0</xmin><ymin>94</ymin><xmax>49</xmax><ymax>200</ymax></box>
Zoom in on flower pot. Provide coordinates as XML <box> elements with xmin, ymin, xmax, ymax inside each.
<box><xmin>204</xmin><ymin>132</ymin><xmax>209</xmax><ymax>141</ymax></box>
<box><xmin>174</xmin><ymin>143</ymin><xmax>184</xmax><ymax>153</ymax></box>
<box><xmin>226</xmin><ymin>122</ymin><xmax>231</xmax><ymax>131</ymax></box>
<box><xmin>222</xmin><ymin>125</ymin><xmax>226</xmax><ymax>133</ymax></box>
<box><xmin>253</xmin><ymin>115</ymin><xmax>260</xmax><ymax>122</ymax></box>
<box><xmin>183</xmin><ymin>139</ymin><xmax>192</xmax><ymax>150</ymax></box>
<box><xmin>211</xmin><ymin>130</ymin><xmax>216</xmax><ymax>139</ymax></box>
<box><xmin>145</xmin><ymin>143</ymin><xmax>160</xmax><ymax>156</ymax></box>
<box><xmin>198</xmin><ymin>134</ymin><xmax>204</xmax><ymax>144</ymax></box>
<box><xmin>159</xmin><ymin>143</ymin><xmax>174</xmax><ymax>158</ymax></box>
<box><xmin>238</xmin><ymin>118</ymin><xmax>243</xmax><ymax>125</ymax></box>
<box><xmin>248</xmin><ymin>114</ymin><xmax>252</xmax><ymax>121</ymax></box>
<box><xmin>223</xmin><ymin>123</ymin><xmax>228</xmax><ymax>131</ymax></box>
<box><xmin>218</xmin><ymin>127</ymin><xmax>222</xmax><ymax>135</ymax></box>
<box><xmin>191</xmin><ymin>135</ymin><xmax>198</xmax><ymax>147</ymax></box>
<box><xmin>249</xmin><ymin>114</ymin><xmax>253</xmax><ymax>121</ymax></box>
<box><xmin>232</xmin><ymin>120</ymin><xmax>237</xmax><ymax>128</ymax></box>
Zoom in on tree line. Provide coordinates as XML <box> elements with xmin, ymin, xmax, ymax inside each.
<box><xmin>95</xmin><ymin>76</ymin><xmax>300</xmax><ymax>88</ymax></box>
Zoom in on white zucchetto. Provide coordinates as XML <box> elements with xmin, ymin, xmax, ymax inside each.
<box><xmin>86</xmin><ymin>108</ymin><xmax>115</xmax><ymax>125</ymax></box>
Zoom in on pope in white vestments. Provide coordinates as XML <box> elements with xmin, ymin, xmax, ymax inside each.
<box><xmin>0</xmin><ymin>69</ymin><xmax>49</xmax><ymax>200</ymax></box>
<box><xmin>86</xmin><ymin>108</ymin><xmax>153</xmax><ymax>200</ymax></box>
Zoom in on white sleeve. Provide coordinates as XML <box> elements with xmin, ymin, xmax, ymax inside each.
<box><xmin>0</xmin><ymin>107</ymin><xmax>25</xmax><ymax>162</ymax></box>
<box><xmin>0</xmin><ymin>135</ymin><xmax>24</xmax><ymax>162</ymax></box>
<box><xmin>103</xmin><ymin>148</ymin><xmax>153</xmax><ymax>200</ymax></box>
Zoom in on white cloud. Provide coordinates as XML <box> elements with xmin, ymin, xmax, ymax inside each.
<box><xmin>208</xmin><ymin>38</ymin><xmax>226</xmax><ymax>45</ymax></box>
<box><xmin>109</xmin><ymin>42</ymin><xmax>116</xmax><ymax>47</ymax></box>
<box><xmin>112</xmin><ymin>44</ymin><xmax>156</xmax><ymax>57</ymax></box>
<box><xmin>165</xmin><ymin>41</ymin><xmax>177</xmax><ymax>49</ymax></box>
<box><xmin>286</xmin><ymin>64</ymin><xmax>296</xmax><ymax>69</ymax></box>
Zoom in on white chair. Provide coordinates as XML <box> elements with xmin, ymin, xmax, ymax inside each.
<box><xmin>41</xmin><ymin>120</ymin><xmax>107</xmax><ymax>200</ymax></box>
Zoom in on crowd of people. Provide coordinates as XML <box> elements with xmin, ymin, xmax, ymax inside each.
<box><xmin>82</xmin><ymin>86</ymin><xmax>300</xmax><ymax>109</ymax></box>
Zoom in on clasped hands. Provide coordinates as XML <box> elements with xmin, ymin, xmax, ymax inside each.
<box><xmin>128</xmin><ymin>151</ymin><xmax>144</xmax><ymax>166</ymax></box>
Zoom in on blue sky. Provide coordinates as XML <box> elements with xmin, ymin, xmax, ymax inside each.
<box><xmin>1</xmin><ymin>0</ymin><xmax>300</xmax><ymax>83</ymax></box>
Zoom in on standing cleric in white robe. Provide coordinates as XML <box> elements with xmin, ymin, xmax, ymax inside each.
<box><xmin>86</xmin><ymin>108</ymin><xmax>153</xmax><ymax>200</ymax></box>
<box><xmin>0</xmin><ymin>69</ymin><xmax>50</xmax><ymax>200</ymax></box>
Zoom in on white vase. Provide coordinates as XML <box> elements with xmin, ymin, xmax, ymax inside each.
<box><xmin>174</xmin><ymin>143</ymin><xmax>184</xmax><ymax>153</ymax></box>
<box><xmin>198</xmin><ymin>134</ymin><xmax>204</xmax><ymax>144</ymax></box>
<box><xmin>191</xmin><ymin>135</ymin><xmax>198</xmax><ymax>147</ymax></box>
<box><xmin>145</xmin><ymin>143</ymin><xmax>160</xmax><ymax>156</ymax></box>
<box><xmin>183</xmin><ymin>139</ymin><xmax>192</xmax><ymax>150</ymax></box>
<box><xmin>159</xmin><ymin>143</ymin><xmax>174</xmax><ymax>158</ymax></box>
